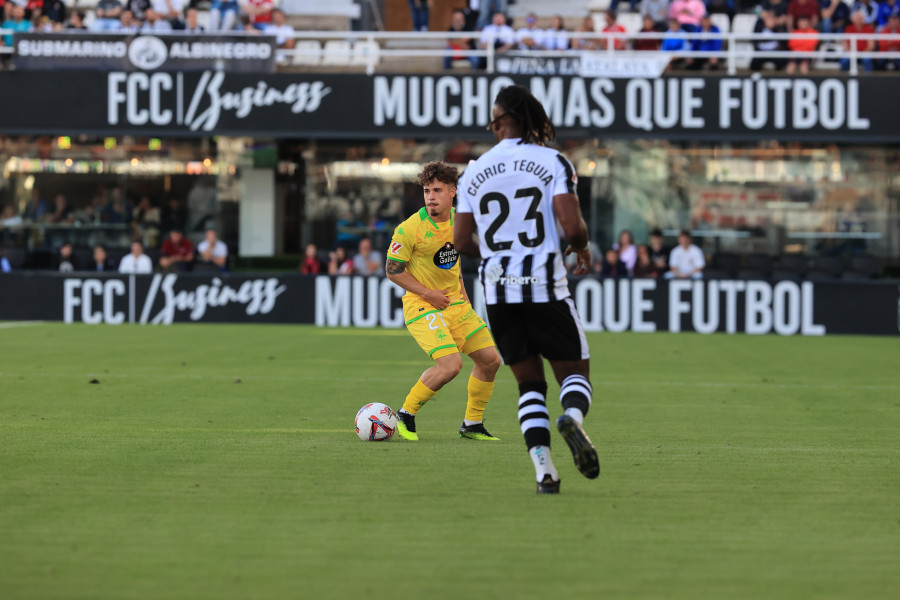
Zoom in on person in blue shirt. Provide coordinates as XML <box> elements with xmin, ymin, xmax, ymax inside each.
<box><xmin>686</xmin><ymin>14</ymin><xmax>722</xmax><ymax>69</ymax></box>
<box><xmin>877</xmin><ymin>0</ymin><xmax>899</xmax><ymax>24</ymax></box>
<box><xmin>1</xmin><ymin>5</ymin><xmax>33</xmax><ymax>47</ymax></box>
<box><xmin>661</xmin><ymin>18</ymin><xmax>688</xmax><ymax>69</ymax></box>
<box><xmin>852</xmin><ymin>0</ymin><xmax>881</xmax><ymax>25</ymax></box>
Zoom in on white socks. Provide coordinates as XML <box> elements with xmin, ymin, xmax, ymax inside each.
<box><xmin>529</xmin><ymin>445</ymin><xmax>558</xmax><ymax>483</ymax></box>
<box><xmin>463</xmin><ymin>419</ymin><xmax>481</xmax><ymax>426</ymax></box>
<box><xmin>564</xmin><ymin>407</ymin><xmax>584</xmax><ymax>425</ymax></box>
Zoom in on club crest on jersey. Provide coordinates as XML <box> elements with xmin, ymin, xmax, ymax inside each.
<box><xmin>390</xmin><ymin>241</ymin><xmax>403</xmax><ymax>255</ymax></box>
<box><xmin>433</xmin><ymin>242</ymin><xmax>459</xmax><ymax>270</ymax></box>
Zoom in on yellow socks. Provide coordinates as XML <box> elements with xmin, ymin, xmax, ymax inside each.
<box><xmin>402</xmin><ymin>379</ymin><xmax>437</xmax><ymax>415</ymax></box>
<box><xmin>464</xmin><ymin>375</ymin><xmax>494</xmax><ymax>423</ymax></box>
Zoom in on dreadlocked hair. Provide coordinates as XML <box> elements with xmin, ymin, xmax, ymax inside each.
<box><xmin>494</xmin><ymin>85</ymin><xmax>556</xmax><ymax>146</ymax></box>
<box><xmin>417</xmin><ymin>160</ymin><xmax>459</xmax><ymax>187</ymax></box>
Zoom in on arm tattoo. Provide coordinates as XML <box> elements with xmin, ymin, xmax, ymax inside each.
<box><xmin>386</xmin><ymin>260</ymin><xmax>406</xmax><ymax>275</ymax></box>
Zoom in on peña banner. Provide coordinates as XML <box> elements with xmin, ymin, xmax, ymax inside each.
<box><xmin>0</xmin><ymin>71</ymin><xmax>895</xmax><ymax>140</ymax></box>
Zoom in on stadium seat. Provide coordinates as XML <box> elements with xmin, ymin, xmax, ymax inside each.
<box><xmin>617</xmin><ymin>13</ymin><xmax>643</xmax><ymax>35</ymax></box>
<box><xmin>711</xmin><ymin>252</ymin><xmax>741</xmax><ymax>276</ymax></box>
<box><xmin>106</xmin><ymin>247</ymin><xmax>128</xmax><ymax>267</ymax></box>
<box><xmin>743</xmin><ymin>253</ymin><xmax>773</xmax><ymax>275</ymax></box>
<box><xmin>777</xmin><ymin>253</ymin><xmax>808</xmax><ymax>274</ymax></box>
<box><xmin>1</xmin><ymin>247</ymin><xmax>26</xmax><ymax>270</ymax></box>
<box><xmin>736</xmin><ymin>269</ymin><xmax>767</xmax><ymax>280</ymax></box>
<box><xmin>811</xmin><ymin>255</ymin><xmax>842</xmax><ymax>278</ymax></box>
<box><xmin>351</xmin><ymin>41</ymin><xmax>381</xmax><ymax>67</ymax></box>
<box><xmin>703</xmin><ymin>268</ymin><xmax>731</xmax><ymax>279</ymax></box>
<box><xmin>194</xmin><ymin>262</ymin><xmax>224</xmax><ymax>273</ymax></box>
<box><xmin>771</xmin><ymin>269</ymin><xmax>803</xmax><ymax>281</ymax></box>
<box><xmin>293</xmin><ymin>40</ymin><xmax>322</xmax><ymax>65</ymax></box>
<box><xmin>849</xmin><ymin>254</ymin><xmax>879</xmax><ymax>277</ymax></box>
<box><xmin>280</xmin><ymin>0</ymin><xmax>361</xmax><ymax>18</ymax></box>
<box><xmin>321</xmin><ymin>40</ymin><xmax>352</xmax><ymax>66</ymax></box>
<box><xmin>710</xmin><ymin>13</ymin><xmax>730</xmax><ymax>35</ymax></box>
<box><xmin>73</xmin><ymin>247</ymin><xmax>93</xmax><ymax>270</ymax></box>
<box><xmin>814</xmin><ymin>42</ymin><xmax>843</xmax><ymax>70</ymax></box>
<box><xmin>731</xmin><ymin>14</ymin><xmax>757</xmax><ymax>68</ymax></box>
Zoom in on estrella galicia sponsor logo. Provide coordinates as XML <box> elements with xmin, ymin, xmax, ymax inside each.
<box><xmin>433</xmin><ymin>242</ymin><xmax>459</xmax><ymax>270</ymax></box>
<box><xmin>128</xmin><ymin>36</ymin><xmax>168</xmax><ymax>70</ymax></box>
<box><xmin>484</xmin><ymin>263</ymin><xmax>538</xmax><ymax>286</ymax></box>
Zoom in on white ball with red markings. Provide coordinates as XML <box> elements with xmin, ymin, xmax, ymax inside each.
<box><xmin>354</xmin><ymin>402</ymin><xmax>398</xmax><ymax>442</ymax></box>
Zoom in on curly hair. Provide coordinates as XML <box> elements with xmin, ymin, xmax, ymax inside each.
<box><xmin>417</xmin><ymin>160</ymin><xmax>459</xmax><ymax>187</ymax></box>
<box><xmin>494</xmin><ymin>85</ymin><xmax>556</xmax><ymax>146</ymax></box>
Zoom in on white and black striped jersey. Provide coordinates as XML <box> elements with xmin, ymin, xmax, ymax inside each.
<box><xmin>456</xmin><ymin>138</ymin><xmax>578</xmax><ymax>305</ymax></box>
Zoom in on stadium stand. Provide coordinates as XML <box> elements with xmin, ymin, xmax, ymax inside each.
<box><xmin>808</xmin><ymin>255</ymin><xmax>843</xmax><ymax>279</ymax></box>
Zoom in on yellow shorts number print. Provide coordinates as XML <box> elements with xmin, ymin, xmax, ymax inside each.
<box><xmin>405</xmin><ymin>301</ymin><xmax>494</xmax><ymax>360</ymax></box>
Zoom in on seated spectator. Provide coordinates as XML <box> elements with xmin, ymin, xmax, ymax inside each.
<box><xmin>209</xmin><ymin>0</ymin><xmax>239</xmax><ymax>31</ymax></box>
<box><xmin>648</xmin><ymin>228</ymin><xmax>669</xmax><ymax>273</ymax></box>
<box><xmin>665</xmin><ymin>230</ymin><xmax>705</xmax><ymax>279</ymax></box>
<box><xmin>161</xmin><ymin>197</ymin><xmax>187</xmax><ymax>233</ymax></box>
<box><xmin>91</xmin><ymin>0</ymin><xmax>123</xmax><ymax>31</ymax></box>
<box><xmin>66</xmin><ymin>10</ymin><xmax>87</xmax><ymax>29</ymax></box>
<box><xmin>633</xmin><ymin>245</ymin><xmax>658</xmax><ymax>278</ymax></box>
<box><xmin>119</xmin><ymin>240</ymin><xmax>154</xmax><ymax>274</ymax></box>
<box><xmin>686</xmin><ymin>14</ymin><xmax>722</xmax><ymax>69</ymax></box>
<box><xmin>328</xmin><ymin>246</ymin><xmax>354</xmax><ymax>275</ymax></box>
<box><xmin>842</xmin><ymin>10</ymin><xmax>876</xmax><ymax>71</ymax></box>
<box><xmin>118</xmin><ymin>9</ymin><xmax>140</xmax><ymax>32</ymax></box>
<box><xmin>476</xmin><ymin>0</ymin><xmax>508</xmax><ymax>31</ymax></box>
<box><xmin>43</xmin><ymin>0</ymin><xmax>67</xmax><ymax>25</ymax></box>
<box><xmin>751</xmin><ymin>11</ymin><xmax>787</xmax><ymax>70</ymax></box>
<box><xmin>352</xmin><ymin>237</ymin><xmax>382</xmax><ymax>275</ymax></box>
<box><xmin>102</xmin><ymin>191</ymin><xmax>131</xmax><ymax>224</ymax></box>
<box><xmin>543</xmin><ymin>15</ymin><xmax>570</xmax><ymax>50</ymax></box>
<box><xmin>761</xmin><ymin>0</ymin><xmax>790</xmax><ymax>27</ymax></box>
<box><xmin>183</xmin><ymin>7</ymin><xmax>203</xmax><ymax>33</ymax></box>
<box><xmin>669</xmin><ymin>0</ymin><xmax>706</xmax><ymax>29</ymax></box>
<box><xmin>2</xmin><ymin>6</ymin><xmax>33</xmax><ymax>47</ymax></box>
<box><xmin>878</xmin><ymin>13</ymin><xmax>900</xmax><ymax>69</ymax></box>
<box><xmin>614</xmin><ymin>230</ymin><xmax>637</xmax><ymax>274</ymax></box>
<box><xmin>263</xmin><ymin>9</ymin><xmax>295</xmax><ymax>49</ymax></box>
<box><xmin>600</xmin><ymin>248</ymin><xmax>627</xmax><ymax>279</ymax></box>
<box><xmin>821</xmin><ymin>0</ymin><xmax>851</xmax><ymax>32</ymax></box>
<box><xmin>90</xmin><ymin>245</ymin><xmax>115</xmax><ymax>272</ymax></box>
<box><xmin>299</xmin><ymin>243</ymin><xmax>323</xmax><ymax>274</ymax></box>
<box><xmin>56</xmin><ymin>242</ymin><xmax>78</xmax><ymax>272</ymax></box>
<box><xmin>600</xmin><ymin>12</ymin><xmax>628</xmax><ymax>50</ymax></box>
<box><xmin>242</xmin><ymin>0</ymin><xmax>273</xmax><ymax>29</ymax></box>
<box><xmin>141</xmin><ymin>8</ymin><xmax>173</xmax><ymax>32</ymax></box>
<box><xmin>642</xmin><ymin>0</ymin><xmax>670</xmax><ymax>29</ymax></box>
<box><xmin>634</xmin><ymin>15</ymin><xmax>662</xmax><ymax>49</ymax></box>
<box><xmin>878</xmin><ymin>0</ymin><xmax>900</xmax><ymax>25</ymax></box>
<box><xmin>516</xmin><ymin>12</ymin><xmax>544</xmax><ymax>50</ymax></box>
<box><xmin>787</xmin><ymin>15</ymin><xmax>818</xmax><ymax>72</ymax></box>
<box><xmin>132</xmin><ymin>195</ymin><xmax>161</xmax><ymax>240</ymax></box>
<box><xmin>445</xmin><ymin>8</ymin><xmax>478</xmax><ymax>69</ymax></box>
<box><xmin>852</xmin><ymin>0</ymin><xmax>879</xmax><ymax>25</ymax></box>
<box><xmin>480</xmin><ymin>11</ymin><xmax>516</xmax><ymax>59</ymax></box>
<box><xmin>573</xmin><ymin>16</ymin><xmax>600</xmax><ymax>50</ymax></box>
<box><xmin>22</xmin><ymin>189</ymin><xmax>47</xmax><ymax>222</ymax></box>
<box><xmin>197</xmin><ymin>229</ymin><xmax>228</xmax><ymax>270</ymax></box>
<box><xmin>49</xmin><ymin>194</ymin><xmax>73</xmax><ymax>224</ymax></box>
<box><xmin>408</xmin><ymin>0</ymin><xmax>429</xmax><ymax>31</ymax></box>
<box><xmin>159</xmin><ymin>228</ymin><xmax>194</xmax><ymax>272</ymax></box>
<box><xmin>788</xmin><ymin>0</ymin><xmax>820</xmax><ymax>29</ymax></box>
<box><xmin>127</xmin><ymin>0</ymin><xmax>150</xmax><ymax>21</ymax></box>
<box><xmin>661</xmin><ymin>18</ymin><xmax>689</xmax><ymax>59</ymax></box>
<box><xmin>152</xmin><ymin>0</ymin><xmax>183</xmax><ymax>28</ymax></box>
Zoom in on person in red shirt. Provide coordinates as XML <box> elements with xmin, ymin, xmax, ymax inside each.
<box><xmin>842</xmin><ymin>10</ymin><xmax>875</xmax><ymax>71</ymax></box>
<box><xmin>787</xmin><ymin>0</ymin><xmax>819</xmax><ymax>30</ymax></box>
<box><xmin>600</xmin><ymin>11</ymin><xmax>627</xmax><ymax>51</ymax></box>
<box><xmin>159</xmin><ymin>228</ymin><xmax>195</xmax><ymax>272</ymax></box>
<box><xmin>241</xmin><ymin>0</ymin><xmax>272</xmax><ymax>26</ymax></box>
<box><xmin>634</xmin><ymin>15</ymin><xmax>662</xmax><ymax>51</ymax></box>
<box><xmin>878</xmin><ymin>13</ymin><xmax>900</xmax><ymax>70</ymax></box>
<box><xmin>299</xmin><ymin>243</ymin><xmax>324</xmax><ymax>275</ymax></box>
<box><xmin>787</xmin><ymin>15</ymin><xmax>818</xmax><ymax>73</ymax></box>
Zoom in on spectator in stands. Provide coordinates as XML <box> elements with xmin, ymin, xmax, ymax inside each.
<box><xmin>516</xmin><ymin>12</ymin><xmax>544</xmax><ymax>50</ymax></box>
<box><xmin>614</xmin><ymin>230</ymin><xmax>637</xmax><ymax>274</ymax></box>
<box><xmin>788</xmin><ymin>0</ymin><xmax>820</xmax><ymax>29</ymax></box>
<box><xmin>197</xmin><ymin>228</ymin><xmax>228</xmax><ymax>271</ymax></box>
<box><xmin>686</xmin><ymin>14</ymin><xmax>722</xmax><ymax>69</ymax></box>
<box><xmin>543</xmin><ymin>15</ymin><xmax>570</xmax><ymax>50</ymax></box>
<box><xmin>118</xmin><ymin>9</ymin><xmax>140</xmax><ymax>32</ymax></box>
<box><xmin>665</xmin><ymin>230</ymin><xmax>705</xmax><ymax>279</ymax></box>
<box><xmin>2</xmin><ymin>5</ymin><xmax>32</xmax><ymax>46</ymax></box>
<box><xmin>408</xmin><ymin>0</ymin><xmax>429</xmax><ymax>32</ymax></box>
<box><xmin>242</xmin><ymin>0</ymin><xmax>273</xmax><ymax>29</ymax></box>
<box><xmin>102</xmin><ymin>189</ymin><xmax>131</xmax><ymax>224</ymax></box>
<box><xmin>43</xmin><ymin>0</ymin><xmax>66</xmax><ymax>25</ymax></box>
<box><xmin>56</xmin><ymin>242</ymin><xmax>77</xmax><ymax>272</ymax></box>
<box><xmin>600</xmin><ymin>248</ymin><xmax>627</xmax><ymax>279</ymax></box>
<box><xmin>821</xmin><ymin>0</ymin><xmax>851</xmax><ymax>32</ymax></box>
<box><xmin>761</xmin><ymin>0</ymin><xmax>790</xmax><ymax>27</ymax></box>
<box><xmin>669</xmin><ymin>0</ymin><xmax>706</xmax><ymax>29</ymax></box>
<box><xmin>475</xmin><ymin>0</ymin><xmax>507</xmax><ymax>31</ymax></box>
<box><xmin>479</xmin><ymin>11</ymin><xmax>515</xmax><ymax>62</ymax></box>
<box><xmin>600</xmin><ymin>12</ymin><xmax>628</xmax><ymax>50</ymax></box>
<box><xmin>66</xmin><ymin>10</ymin><xmax>86</xmax><ymax>29</ymax></box>
<box><xmin>132</xmin><ymin>195</ymin><xmax>160</xmax><ymax>242</ymax></box>
<box><xmin>851</xmin><ymin>0</ymin><xmax>879</xmax><ymax>25</ymax></box>
<box><xmin>91</xmin><ymin>0</ymin><xmax>123</xmax><ymax>31</ymax></box>
<box><xmin>126</xmin><ymin>0</ymin><xmax>148</xmax><ymax>21</ymax></box>
<box><xmin>299</xmin><ymin>243</ymin><xmax>323</xmax><ymax>275</ymax></box>
<box><xmin>141</xmin><ymin>8</ymin><xmax>173</xmax><ymax>32</ymax></box>
<box><xmin>264</xmin><ymin>9</ymin><xmax>295</xmax><ymax>49</ymax></box>
<box><xmin>352</xmin><ymin>237</ymin><xmax>381</xmax><ymax>275</ymax></box>
<box><xmin>707</xmin><ymin>0</ymin><xmax>736</xmax><ymax>20</ymax></box>
<box><xmin>159</xmin><ymin>228</ymin><xmax>194</xmax><ymax>272</ymax></box>
<box><xmin>49</xmin><ymin>194</ymin><xmax>73</xmax><ymax>224</ymax></box>
<box><xmin>161</xmin><ymin>197</ymin><xmax>187</xmax><ymax>233</ymax></box>
<box><xmin>877</xmin><ymin>0</ymin><xmax>899</xmax><ymax>24</ymax></box>
<box><xmin>152</xmin><ymin>0</ymin><xmax>183</xmax><ymax>28</ymax></box>
<box><xmin>119</xmin><ymin>240</ymin><xmax>153</xmax><ymax>274</ymax></box>
<box><xmin>661</xmin><ymin>18</ymin><xmax>689</xmax><ymax>59</ymax></box>
<box><xmin>842</xmin><ymin>10</ymin><xmax>876</xmax><ymax>71</ymax></box>
<box><xmin>787</xmin><ymin>15</ymin><xmax>818</xmax><ymax>72</ymax></box>
<box><xmin>328</xmin><ymin>246</ymin><xmax>354</xmax><ymax>275</ymax></box>
<box><xmin>89</xmin><ymin>245</ymin><xmax>115</xmax><ymax>272</ymax></box>
<box><xmin>22</xmin><ymin>189</ymin><xmax>47</xmax><ymax>222</ymax></box>
<box><xmin>633</xmin><ymin>245</ymin><xmax>658</xmax><ymax>278</ymax></box>
<box><xmin>208</xmin><ymin>0</ymin><xmax>238</xmax><ymax>31</ymax></box>
<box><xmin>183</xmin><ymin>7</ymin><xmax>203</xmax><ymax>33</ymax></box>
<box><xmin>573</xmin><ymin>16</ymin><xmax>600</xmax><ymax>50</ymax></box>
<box><xmin>751</xmin><ymin>10</ymin><xmax>788</xmax><ymax>70</ymax></box>
<box><xmin>24</xmin><ymin>0</ymin><xmax>44</xmax><ymax>21</ymax></box>
<box><xmin>635</xmin><ymin>14</ymin><xmax>662</xmax><ymax>49</ymax></box>
<box><xmin>642</xmin><ymin>0</ymin><xmax>670</xmax><ymax>28</ymax></box>
<box><xmin>445</xmin><ymin>8</ymin><xmax>478</xmax><ymax>69</ymax></box>
<box><xmin>878</xmin><ymin>13</ymin><xmax>900</xmax><ymax>69</ymax></box>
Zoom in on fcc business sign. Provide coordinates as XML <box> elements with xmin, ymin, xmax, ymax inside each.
<box><xmin>13</xmin><ymin>33</ymin><xmax>275</xmax><ymax>72</ymax></box>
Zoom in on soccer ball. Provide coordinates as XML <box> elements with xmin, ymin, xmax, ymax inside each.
<box><xmin>354</xmin><ymin>402</ymin><xmax>398</xmax><ymax>442</ymax></box>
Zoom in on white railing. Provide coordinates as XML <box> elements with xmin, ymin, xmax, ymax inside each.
<box><xmin>2</xmin><ymin>29</ymin><xmax>900</xmax><ymax>76</ymax></box>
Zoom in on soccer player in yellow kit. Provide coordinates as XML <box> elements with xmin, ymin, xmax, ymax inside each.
<box><xmin>385</xmin><ymin>161</ymin><xmax>502</xmax><ymax>441</ymax></box>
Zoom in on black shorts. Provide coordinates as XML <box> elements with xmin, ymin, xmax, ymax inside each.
<box><xmin>486</xmin><ymin>298</ymin><xmax>590</xmax><ymax>365</ymax></box>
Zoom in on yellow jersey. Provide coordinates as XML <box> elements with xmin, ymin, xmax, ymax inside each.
<box><xmin>388</xmin><ymin>207</ymin><xmax>465</xmax><ymax>319</ymax></box>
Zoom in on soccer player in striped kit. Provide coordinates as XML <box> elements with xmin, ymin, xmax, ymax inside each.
<box><xmin>454</xmin><ymin>84</ymin><xmax>600</xmax><ymax>494</ymax></box>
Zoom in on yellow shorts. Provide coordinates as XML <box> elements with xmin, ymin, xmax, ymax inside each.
<box><xmin>405</xmin><ymin>301</ymin><xmax>495</xmax><ymax>360</ymax></box>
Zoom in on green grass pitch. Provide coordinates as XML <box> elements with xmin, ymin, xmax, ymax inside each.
<box><xmin>1</xmin><ymin>322</ymin><xmax>898</xmax><ymax>600</ymax></box>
